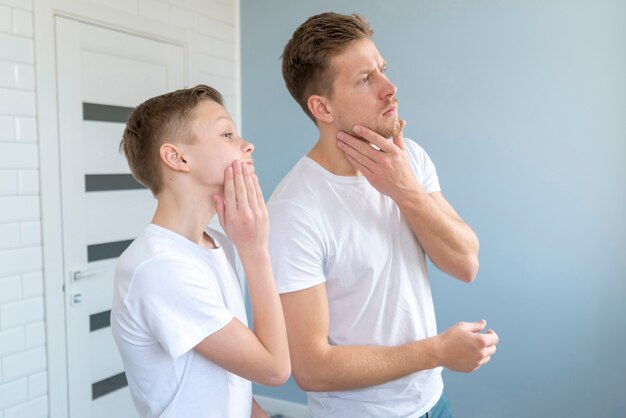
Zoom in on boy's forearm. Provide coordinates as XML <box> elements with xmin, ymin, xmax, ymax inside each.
<box><xmin>240</xmin><ymin>251</ymin><xmax>291</xmax><ymax>381</ymax></box>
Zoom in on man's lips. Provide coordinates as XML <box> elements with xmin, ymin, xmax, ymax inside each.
<box><xmin>383</xmin><ymin>106</ymin><xmax>397</xmax><ymax>116</ymax></box>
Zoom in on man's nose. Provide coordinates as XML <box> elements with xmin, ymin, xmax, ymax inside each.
<box><xmin>380</xmin><ymin>75</ymin><xmax>397</xmax><ymax>100</ymax></box>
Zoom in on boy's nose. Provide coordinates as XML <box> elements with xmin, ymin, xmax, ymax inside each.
<box><xmin>241</xmin><ymin>140</ymin><xmax>254</xmax><ymax>153</ymax></box>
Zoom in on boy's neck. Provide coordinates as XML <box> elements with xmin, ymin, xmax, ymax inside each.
<box><xmin>151</xmin><ymin>192</ymin><xmax>217</xmax><ymax>249</ymax></box>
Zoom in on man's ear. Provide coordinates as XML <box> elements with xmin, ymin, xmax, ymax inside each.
<box><xmin>307</xmin><ymin>95</ymin><xmax>334</xmax><ymax>124</ymax></box>
<box><xmin>160</xmin><ymin>143</ymin><xmax>190</xmax><ymax>172</ymax></box>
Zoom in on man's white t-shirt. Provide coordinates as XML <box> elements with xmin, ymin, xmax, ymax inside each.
<box><xmin>111</xmin><ymin>224</ymin><xmax>251</xmax><ymax>418</ymax></box>
<box><xmin>268</xmin><ymin>139</ymin><xmax>444</xmax><ymax>417</ymax></box>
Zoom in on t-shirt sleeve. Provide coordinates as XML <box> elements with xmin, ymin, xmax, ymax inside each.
<box><xmin>268</xmin><ymin>200</ymin><xmax>326</xmax><ymax>294</ymax></box>
<box><xmin>126</xmin><ymin>257</ymin><xmax>234</xmax><ymax>359</ymax></box>
<box><xmin>405</xmin><ymin>138</ymin><xmax>441</xmax><ymax>193</ymax></box>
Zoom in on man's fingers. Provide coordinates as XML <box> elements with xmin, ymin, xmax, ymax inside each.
<box><xmin>463</xmin><ymin>319</ymin><xmax>487</xmax><ymax>333</ymax></box>
<box><xmin>345</xmin><ymin>153</ymin><xmax>373</xmax><ymax>176</ymax></box>
<box><xmin>485</xmin><ymin>344</ymin><xmax>497</xmax><ymax>357</ymax></box>
<box><xmin>484</xmin><ymin>329</ymin><xmax>499</xmax><ymax>346</ymax></box>
<box><xmin>339</xmin><ymin>140</ymin><xmax>377</xmax><ymax>171</ymax></box>
<box><xmin>392</xmin><ymin>119</ymin><xmax>407</xmax><ymax>150</ymax></box>
<box><xmin>352</xmin><ymin>125</ymin><xmax>394</xmax><ymax>153</ymax></box>
<box><xmin>337</xmin><ymin>131</ymin><xmax>379</xmax><ymax>162</ymax></box>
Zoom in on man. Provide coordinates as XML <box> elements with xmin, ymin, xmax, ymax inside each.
<box><xmin>111</xmin><ymin>85</ymin><xmax>290</xmax><ymax>417</ymax></box>
<box><xmin>267</xmin><ymin>12</ymin><xmax>499</xmax><ymax>417</ymax></box>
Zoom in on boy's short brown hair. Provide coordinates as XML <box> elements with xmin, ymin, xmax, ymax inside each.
<box><xmin>281</xmin><ymin>12</ymin><xmax>373</xmax><ymax>122</ymax></box>
<box><xmin>120</xmin><ymin>85</ymin><xmax>223</xmax><ymax>195</ymax></box>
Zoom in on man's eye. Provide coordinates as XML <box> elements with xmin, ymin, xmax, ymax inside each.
<box><xmin>361</xmin><ymin>75</ymin><xmax>369</xmax><ymax>83</ymax></box>
<box><xmin>222</xmin><ymin>132</ymin><xmax>233</xmax><ymax>139</ymax></box>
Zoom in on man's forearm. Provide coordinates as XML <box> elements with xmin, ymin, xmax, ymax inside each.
<box><xmin>293</xmin><ymin>338</ymin><xmax>439</xmax><ymax>392</ymax></box>
<box><xmin>396</xmin><ymin>189</ymin><xmax>479</xmax><ymax>282</ymax></box>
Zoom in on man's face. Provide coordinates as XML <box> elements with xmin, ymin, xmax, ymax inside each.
<box><xmin>326</xmin><ymin>38</ymin><xmax>401</xmax><ymax>139</ymax></box>
<box><xmin>181</xmin><ymin>100</ymin><xmax>254</xmax><ymax>189</ymax></box>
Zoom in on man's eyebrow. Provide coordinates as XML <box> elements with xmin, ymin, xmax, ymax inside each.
<box><xmin>358</xmin><ymin>60</ymin><xmax>387</xmax><ymax>74</ymax></box>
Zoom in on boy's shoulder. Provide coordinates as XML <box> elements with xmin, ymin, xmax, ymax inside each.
<box><xmin>205</xmin><ymin>225</ymin><xmax>238</xmax><ymax>270</ymax></box>
<box><xmin>117</xmin><ymin>225</ymin><xmax>202</xmax><ymax>275</ymax></box>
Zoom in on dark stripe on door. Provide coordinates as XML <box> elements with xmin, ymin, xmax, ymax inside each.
<box><xmin>90</xmin><ymin>310</ymin><xmax>111</xmax><ymax>332</ymax></box>
<box><xmin>85</xmin><ymin>174</ymin><xmax>145</xmax><ymax>192</ymax></box>
<box><xmin>87</xmin><ymin>239</ymin><xmax>133</xmax><ymax>262</ymax></box>
<box><xmin>83</xmin><ymin>102</ymin><xmax>133</xmax><ymax>123</ymax></box>
<box><xmin>92</xmin><ymin>372</ymin><xmax>128</xmax><ymax>400</ymax></box>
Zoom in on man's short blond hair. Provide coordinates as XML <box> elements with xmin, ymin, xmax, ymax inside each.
<box><xmin>281</xmin><ymin>12</ymin><xmax>373</xmax><ymax>122</ymax></box>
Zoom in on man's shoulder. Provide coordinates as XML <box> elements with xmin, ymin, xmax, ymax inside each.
<box><xmin>404</xmin><ymin>137</ymin><xmax>428</xmax><ymax>156</ymax></box>
<box><xmin>268</xmin><ymin>157</ymin><xmax>320</xmax><ymax>207</ymax></box>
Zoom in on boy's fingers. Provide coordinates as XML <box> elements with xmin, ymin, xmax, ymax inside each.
<box><xmin>253</xmin><ymin>174</ymin><xmax>266</xmax><ymax>208</ymax></box>
<box><xmin>223</xmin><ymin>166</ymin><xmax>236</xmax><ymax>211</ymax></box>
<box><xmin>232</xmin><ymin>161</ymin><xmax>249</xmax><ymax>210</ymax></box>
<box><xmin>242</xmin><ymin>163</ymin><xmax>259</xmax><ymax>210</ymax></box>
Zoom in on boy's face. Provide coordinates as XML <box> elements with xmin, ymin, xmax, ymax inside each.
<box><xmin>182</xmin><ymin>100</ymin><xmax>254</xmax><ymax>189</ymax></box>
<box><xmin>325</xmin><ymin>38</ymin><xmax>401</xmax><ymax>139</ymax></box>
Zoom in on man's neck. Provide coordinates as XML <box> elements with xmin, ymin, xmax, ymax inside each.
<box><xmin>308</xmin><ymin>131</ymin><xmax>360</xmax><ymax>176</ymax></box>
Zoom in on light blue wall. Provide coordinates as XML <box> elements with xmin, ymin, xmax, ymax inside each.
<box><xmin>241</xmin><ymin>1</ymin><xmax>626</xmax><ymax>416</ymax></box>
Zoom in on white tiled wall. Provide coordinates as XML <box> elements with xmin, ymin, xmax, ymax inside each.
<box><xmin>0</xmin><ymin>0</ymin><xmax>238</xmax><ymax>416</ymax></box>
<box><xmin>0</xmin><ymin>0</ymin><xmax>46</xmax><ymax>416</ymax></box>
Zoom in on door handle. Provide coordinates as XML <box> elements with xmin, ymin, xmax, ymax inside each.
<box><xmin>70</xmin><ymin>268</ymin><xmax>105</xmax><ymax>282</ymax></box>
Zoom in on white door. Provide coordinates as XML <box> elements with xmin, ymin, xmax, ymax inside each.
<box><xmin>55</xmin><ymin>17</ymin><xmax>184</xmax><ymax>418</ymax></box>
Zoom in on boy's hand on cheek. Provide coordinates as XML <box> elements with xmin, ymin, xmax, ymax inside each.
<box><xmin>214</xmin><ymin>160</ymin><xmax>269</xmax><ymax>256</ymax></box>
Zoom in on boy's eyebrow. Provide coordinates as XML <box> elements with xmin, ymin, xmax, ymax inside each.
<box><xmin>214</xmin><ymin>116</ymin><xmax>233</xmax><ymax>123</ymax></box>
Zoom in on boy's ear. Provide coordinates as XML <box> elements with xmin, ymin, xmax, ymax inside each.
<box><xmin>160</xmin><ymin>143</ymin><xmax>190</xmax><ymax>172</ymax></box>
<box><xmin>307</xmin><ymin>95</ymin><xmax>334</xmax><ymax>124</ymax></box>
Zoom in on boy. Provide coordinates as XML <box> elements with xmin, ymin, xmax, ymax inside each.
<box><xmin>111</xmin><ymin>85</ymin><xmax>290</xmax><ymax>418</ymax></box>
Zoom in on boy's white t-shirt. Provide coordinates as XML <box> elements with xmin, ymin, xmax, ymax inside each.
<box><xmin>111</xmin><ymin>224</ymin><xmax>251</xmax><ymax>418</ymax></box>
<box><xmin>268</xmin><ymin>139</ymin><xmax>444</xmax><ymax>417</ymax></box>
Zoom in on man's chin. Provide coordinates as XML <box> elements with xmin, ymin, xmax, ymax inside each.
<box><xmin>378</xmin><ymin>120</ymin><xmax>402</xmax><ymax>139</ymax></box>
<box><xmin>345</xmin><ymin>119</ymin><xmax>402</xmax><ymax>140</ymax></box>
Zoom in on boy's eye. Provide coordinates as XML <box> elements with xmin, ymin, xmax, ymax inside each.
<box><xmin>222</xmin><ymin>132</ymin><xmax>233</xmax><ymax>140</ymax></box>
<box><xmin>361</xmin><ymin>75</ymin><xmax>369</xmax><ymax>83</ymax></box>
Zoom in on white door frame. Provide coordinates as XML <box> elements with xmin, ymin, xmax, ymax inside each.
<box><xmin>33</xmin><ymin>1</ymin><xmax>192</xmax><ymax>416</ymax></box>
